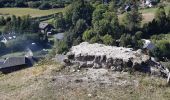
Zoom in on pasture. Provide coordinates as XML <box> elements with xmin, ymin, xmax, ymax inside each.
<box><xmin>119</xmin><ymin>5</ymin><xmax>170</xmax><ymax>24</ymax></box>
<box><xmin>0</xmin><ymin>8</ymin><xmax>63</xmax><ymax>17</ymax></box>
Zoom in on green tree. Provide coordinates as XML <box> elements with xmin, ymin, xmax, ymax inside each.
<box><xmin>109</xmin><ymin>1</ymin><xmax>116</xmax><ymax>12</ymax></box>
<box><xmin>120</xmin><ymin>34</ymin><xmax>132</xmax><ymax>47</ymax></box>
<box><xmin>74</xmin><ymin>19</ymin><xmax>87</xmax><ymax>37</ymax></box>
<box><xmin>155</xmin><ymin>6</ymin><xmax>166</xmax><ymax>22</ymax></box>
<box><xmin>82</xmin><ymin>29</ymin><xmax>95</xmax><ymax>41</ymax></box>
<box><xmin>102</xmin><ymin>34</ymin><xmax>114</xmax><ymax>45</ymax></box>
<box><xmin>0</xmin><ymin>16</ymin><xmax>6</xmax><ymax>26</ymax></box>
<box><xmin>90</xmin><ymin>34</ymin><xmax>101</xmax><ymax>43</ymax></box>
<box><xmin>122</xmin><ymin>6</ymin><xmax>142</xmax><ymax>32</ymax></box>
<box><xmin>92</xmin><ymin>4</ymin><xmax>107</xmax><ymax>24</ymax></box>
<box><xmin>55</xmin><ymin>17</ymin><xmax>66</xmax><ymax>30</ymax></box>
<box><xmin>93</xmin><ymin>19</ymin><xmax>110</xmax><ymax>36</ymax></box>
<box><xmin>64</xmin><ymin>4</ymin><xmax>74</xmax><ymax>27</ymax></box>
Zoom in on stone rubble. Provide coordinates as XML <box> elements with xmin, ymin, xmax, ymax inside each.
<box><xmin>63</xmin><ymin>42</ymin><xmax>170</xmax><ymax>82</ymax></box>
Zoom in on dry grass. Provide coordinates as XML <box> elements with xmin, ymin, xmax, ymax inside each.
<box><xmin>0</xmin><ymin>60</ymin><xmax>170</xmax><ymax>100</ymax></box>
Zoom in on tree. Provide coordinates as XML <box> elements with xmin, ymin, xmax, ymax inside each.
<box><xmin>82</xmin><ymin>29</ymin><xmax>95</xmax><ymax>41</ymax></box>
<box><xmin>57</xmin><ymin>40</ymin><xmax>69</xmax><ymax>54</ymax></box>
<box><xmin>93</xmin><ymin>19</ymin><xmax>110</xmax><ymax>36</ymax></box>
<box><xmin>0</xmin><ymin>16</ymin><xmax>6</xmax><ymax>26</ymax></box>
<box><xmin>64</xmin><ymin>4</ymin><xmax>74</xmax><ymax>28</ymax></box>
<box><xmin>55</xmin><ymin>17</ymin><xmax>66</xmax><ymax>30</ymax></box>
<box><xmin>92</xmin><ymin>4</ymin><xmax>107</xmax><ymax>24</ymax></box>
<box><xmin>109</xmin><ymin>1</ymin><xmax>116</xmax><ymax>12</ymax></box>
<box><xmin>155</xmin><ymin>6</ymin><xmax>166</xmax><ymax>22</ymax></box>
<box><xmin>71</xmin><ymin>0</ymin><xmax>93</xmax><ymax>25</ymax></box>
<box><xmin>135</xmin><ymin>31</ymin><xmax>143</xmax><ymax>39</ymax></box>
<box><xmin>90</xmin><ymin>34</ymin><xmax>101</xmax><ymax>43</ymax></box>
<box><xmin>122</xmin><ymin>6</ymin><xmax>142</xmax><ymax>33</ymax></box>
<box><xmin>74</xmin><ymin>19</ymin><xmax>87</xmax><ymax>37</ymax></box>
<box><xmin>102</xmin><ymin>34</ymin><xmax>114</xmax><ymax>45</ymax></box>
<box><xmin>119</xmin><ymin>34</ymin><xmax>132</xmax><ymax>47</ymax></box>
<box><xmin>6</xmin><ymin>16</ymin><xmax>11</xmax><ymax>22</ymax></box>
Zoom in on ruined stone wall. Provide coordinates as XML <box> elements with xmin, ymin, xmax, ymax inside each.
<box><xmin>64</xmin><ymin>42</ymin><xmax>153</xmax><ymax>72</ymax></box>
<box><xmin>63</xmin><ymin>42</ymin><xmax>170</xmax><ymax>82</ymax></box>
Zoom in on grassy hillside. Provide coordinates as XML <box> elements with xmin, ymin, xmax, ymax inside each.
<box><xmin>0</xmin><ymin>8</ymin><xmax>63</xmax><ymax>17</ymax></box>
<box><xmin>141</xmin><ymin>6</ymin><xmax>170</xmax><ymax>24</ymax></box>
<box><xmin>1</xmin><ymin>60</ymin><xmax>170</xmax><ymax>100</ymax></box>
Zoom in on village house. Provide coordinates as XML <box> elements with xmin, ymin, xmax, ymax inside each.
<box><xmin>0</xmin><ymin>56</ymin><xmax>40</xmax><ymax>74</ymax></box>
<box><xmin>0</xmin><ymin>33</ymin><xmax>18</xmax><ymax>44</ymax></box>
<box><xmin>142</xmin><ymin>0</ymin><xmax>158</xmax><ymax>7</ymax></box>
<box><xmin>0</xmin><ymin>57</ymin><xmax>27</xmax><ymax>73</ymax></box>
<box><xmin>39</xmin><ymin>22</ymin><xmax>55</xmax><ymax>36</ymax></box>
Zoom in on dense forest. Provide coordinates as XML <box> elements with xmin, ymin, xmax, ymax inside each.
<box><xmin>53</xmin><ymin>0</ymin><xmax>170</xmax><ymax>60</ymax></box>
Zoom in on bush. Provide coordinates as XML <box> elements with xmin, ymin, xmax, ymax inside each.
<box><xmin>82</xmin><ymin>29</ymin><xmax>95</xmax><ymax>41</ymax></box>
<box><xmin>152</xmin><ymin>40</ymin><xmax>170</xmax><ymax>59</ymax></box>
<box><xmin>119</xmin><ymin>34</ymin><xmax>132</xmax><ymax>47</ymax></box>
<box><xmin>0</xmin><ymin>16</ymin><xmax>6</xmax><ymax>26</ymax></box>
<box><xmin>135</xmin><ymin>31</ymin><xmax>143</xmax><ymax>39</ymax></box>
<box><xmin>90</xmin><ymin>34</ymin><xmax>101</xmax><ymax>43</ymax></box>
<box><xmin>57</xmin><ymin>41</ymin><xmax>68</xmax><ymax>54</ymax></box>
<box><xmin>54</xmin><ymin>17</ymin><xmax>66</xmax><ymax>30</ymax></box>
<box><xmin>102</xmin><ymin>34</ymin><xmax>114</xmax><ymax>45</ymax></box>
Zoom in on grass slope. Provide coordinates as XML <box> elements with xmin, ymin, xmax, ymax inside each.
<box><xmin>0</xmin><ymin>60</ymin><xmax>170</xmax><ymax>100</ymax></box>
<box><xmin>0</xmin><ymin>8</ymin><xmax>63</xmax><ymax>17</ymax></box>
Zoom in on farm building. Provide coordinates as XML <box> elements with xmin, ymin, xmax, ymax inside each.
<box><xmin>142</xmin><ymin>0</ymin><xmax>158</xmax><ymax>7</ymax></box>
<box><xmin>0</xmin><ymin>33</ymin><xmax>18</xmax><ymax>44</ymax></box>
<box><xmin>0</xmin><ymin>57</ymin><xmax>27</xmax><ymax>73</ymax></box>
<box><xmin>39</xmin><ymin>22</ymin><xmax>55</xmax><ymax>35</ymax></box>
<box><xmin>0</xmin><ymin>56</ymin><xmax>39</xmax><ymax>73</ymax></box>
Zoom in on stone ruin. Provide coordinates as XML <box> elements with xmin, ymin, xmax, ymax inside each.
<box><xmin>63</xmin><ymin>42</ymin><xmax>170</xmax><ymax>82</ymax></box>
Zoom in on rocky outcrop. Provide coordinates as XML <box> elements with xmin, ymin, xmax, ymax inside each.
<box><xmin>63</xmin><ymin>42</ymin><xmax>170</xmax><ymax>82</ymax></box>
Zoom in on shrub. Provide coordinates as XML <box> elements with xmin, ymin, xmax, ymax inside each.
<box><xmin>152</xmin><ymin>40</ymin><xmax>170</xmax><ymax>59</ymax></box>
<box><xmin>0</xmin><ymin>16</ymin><xmax>6</xmax><ymax>26</ymax></box>
<box><xmin>90</xmin><ymin>34</ymin><xmax>101</xmax><ymax>43</ymax></box>
<box><xmin>102</xmin><ymin>34</ymin><xmax>114</xmax><ymax>45</ymax></box>
<box><xmin>57</xmin><ymin>41</ymin><xmax>68</xmax><ymax>54</ymax></box>
<box><xmin>82</xmin><ymin>29</ymin><xmax>95</xmax><ymax>41</ymax></box>
<box><xmin>54</xmin><ymin>17</ymin><xmax>66</xmax><ymax>30</ymax></box>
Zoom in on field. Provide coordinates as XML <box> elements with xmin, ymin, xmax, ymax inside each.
<box><xmin>0</xmin><ymin>8</ymin><xmax>63</xmax><ymax>17</ymax></box>
<box><xmin>119</xmin><ymin>5</ymin><xmax>170</xmax><ymax>24</ymax></box>
<box><xmin>140</xmin><ymin>6</ymin><xmax>170</xmax><ymax>24</ymax></box>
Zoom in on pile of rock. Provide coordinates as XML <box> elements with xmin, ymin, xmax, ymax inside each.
<box><xmin>63</xmin><ymin>42</ymin><xmax>170</xmax><ymax>81</ymax></box>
